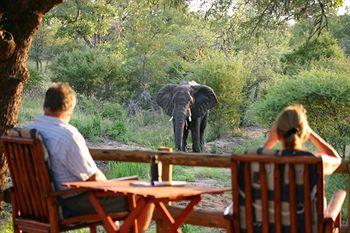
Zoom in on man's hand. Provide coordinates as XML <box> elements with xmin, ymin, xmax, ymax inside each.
<box><xmin>87</xmin><ymin>169</ymin><xmax>107</xmax><ymax>181</ymax></box>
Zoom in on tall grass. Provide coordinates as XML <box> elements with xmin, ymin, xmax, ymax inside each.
<box><xmin>17</xmin><ymin>95</ymin><xmax>43</xmax><ymax>125</ymax></box>
<box><xmin>0</xmin><ymin>209</ymin><xmax>12</xmax><ymax>233</ymax></box>
<box><xmin>127</xmin><ymin>110</ymin><xmax>174</xmax><ymax>148</ymax></box>
<box><xmin>106</xmin><ymin>162</ymin><xmax>150</xmax><ymax>179</ymax></box>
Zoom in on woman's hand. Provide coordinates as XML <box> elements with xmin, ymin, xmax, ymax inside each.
<box><xmin>264</xmin><ymin>124</ymin><xmax>279</xmax><ymax>149</ymax></box>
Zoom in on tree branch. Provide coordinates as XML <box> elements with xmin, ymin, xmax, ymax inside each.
<box><xmin>66</xmin><ymin>0</ymin><xmax>82</xmax><ymax>24</ymax></box>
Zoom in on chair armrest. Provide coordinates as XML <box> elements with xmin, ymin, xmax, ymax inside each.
<box><xmin>110</xmin><ymin>175</ymin><xmax>139</xmax><ymax>181</ymax></box>
<box><xmin>324</xmin><ymin>189</ymin><xmax>346</xmax><ymax>222</ymax></box>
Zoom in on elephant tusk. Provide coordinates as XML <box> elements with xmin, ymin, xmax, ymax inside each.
<box><xmin>169</xmin><ymin>116</ymin><xmax>173</xmax><ymax>122</ymax></box>
<box><xmin>189</xmin><ymin>116</ymin><xmax>192</xmax><ymax>122</ymax></box>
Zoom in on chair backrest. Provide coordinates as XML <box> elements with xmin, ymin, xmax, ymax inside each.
<box><xmin>1</xmin><ymin>128</ymin><xmax>56</xmax><ymax>223</ymax></box>
<box><xmin>230</xmin><ymin>148</ymin><xmax>324</xmax><ymax>233</ymax></box>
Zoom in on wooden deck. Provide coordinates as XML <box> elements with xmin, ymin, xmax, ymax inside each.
<box><xmin>89</xmin><ymin>148</ymin><xmax>350</xmax><ymax>232</ymax></box>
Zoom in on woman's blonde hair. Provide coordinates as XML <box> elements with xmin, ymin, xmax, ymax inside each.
<box><xmin>275</xmin><ymin>105</ymin><xmax>310</xmax><ymax>149</ymax></box>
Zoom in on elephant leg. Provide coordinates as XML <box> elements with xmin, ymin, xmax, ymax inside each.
<box><xmin>182</xmin><ymin>125</ymin><xmax>189</xmax><ymax>151</ymax></box>
<box><xmin>191</xmin><ymin>118</ymin><xmax>201</xmax><ymax>152</ymax></box>
<box><xmin>199</xmin><ymin>113</ymin><xmax>208</xmax><ymax>150</ymax></box>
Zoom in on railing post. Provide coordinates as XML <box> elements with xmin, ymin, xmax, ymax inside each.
<box><xmin>156</xmin><ymin>147</ymin><xmax>173</xmax><ymax>233</ymax></box>
<box><xmin>158</xmin><ymin>147</ymin><xmax>173</xmax><ymax>182</ymax></box>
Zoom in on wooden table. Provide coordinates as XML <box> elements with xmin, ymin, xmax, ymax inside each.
<box><xmin>63</xmin><ymin>180</ymin><xmax>229</xmax><ymax>233</ymax></box>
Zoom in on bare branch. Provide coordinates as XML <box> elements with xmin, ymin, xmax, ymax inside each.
<box><xmin>67</xmin><ymin>0</ymin><xmax>82</xmax><ymax>24</ymax></box>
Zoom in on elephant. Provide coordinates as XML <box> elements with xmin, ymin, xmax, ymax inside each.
<box><xmin>156</xmin><ymin>81</ymin><xmax>218</xmax><ymax>152</ymax></box>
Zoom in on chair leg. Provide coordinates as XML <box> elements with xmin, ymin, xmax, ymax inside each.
<box><xmin>89</xmin><ymin>224</ymin><xmax>97</xmax><ymax>233</ymax></box>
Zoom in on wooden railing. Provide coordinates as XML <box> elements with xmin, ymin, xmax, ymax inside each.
<box><xmin>90</xmin><ymin>148</ymin><xmax>350</xmax><ymax>232</ymax></box>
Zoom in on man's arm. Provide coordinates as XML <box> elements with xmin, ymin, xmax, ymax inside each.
<box><xmin>86</xmin><ymin>168</ymin><xmax>107</xmax><ymax>181</ymax></box>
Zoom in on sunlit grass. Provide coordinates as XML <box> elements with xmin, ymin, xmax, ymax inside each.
<box><xmin>106</xmin><ymin>162</ymin><xmax>150</xmax><ymax>180</ymax></box>
<box><xmin>0</xmin><ymin>210</ymin><xmax>12</xmax><ymax>233</ymax></box>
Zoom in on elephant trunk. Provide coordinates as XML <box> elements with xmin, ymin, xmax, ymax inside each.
<box><xmin>174</xmin><ymin>119</ymin><xmax>185</xmax><ymax>151</ymax></box>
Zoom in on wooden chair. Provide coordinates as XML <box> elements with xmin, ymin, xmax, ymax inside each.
<box><xmin>226</xmin><ymin>148</ymin><xmax>346</xmax><ymax>233</ymax></box>
<box><xmin>0</xmin><ymin>128</ymin><xmax>130</xmax><ymax>233</ymax></box>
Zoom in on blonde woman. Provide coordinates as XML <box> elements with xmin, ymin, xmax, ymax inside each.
<box><xmin>264</xmin><ymin>105</ymin><xmax>341</xmax><ymax>176</ymax></box>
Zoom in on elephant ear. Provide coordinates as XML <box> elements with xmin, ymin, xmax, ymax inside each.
<box><xmin>191</xmin><ymin>85</ymin><xmax>218</xmax><ymax>118</ymax></box>
<box><xmin>156</xmin><ymin>84</ymin><xmax>177</xmax><ymax>116</ymax></box>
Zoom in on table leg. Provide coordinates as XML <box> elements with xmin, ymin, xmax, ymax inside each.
<box><xmin>119</xmin><ymin>197</ymin><xmax>150</xmax><ymax>233</ymax></box>
<box><xmin>88</xmin><ymin>192</ymin><xmax>118</xmax><ymax>233</ymax></box>
<box><xmin>155</xmin><ymin>195</ymin><xmax>201</xmax><ymax>233</ymax></box>
<box><xmin>128</xmin><ymin>195</ymin><xmax>139</xmax><ymax>233</ymax></box>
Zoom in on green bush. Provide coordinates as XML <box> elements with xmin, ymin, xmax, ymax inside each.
<box><xmin>70</xmin><ymin>115</ymin><xmax>104</xmax><ymax>141</ymax></box>
<box><xmin>70</xmin><ymin>96</ymin><xmax>130</xmax><ymax>142</ymax></box>
<box><xmin>25</xmin><ymin>66</ymin><xmax>49</xmax><ymax>96</ymax></box>
<box><xmin>282</xmin><ymin>33</ymin><xmax>345</xmax><ymax>75</ymax></box>
<box><xmin>251</xmin><ymin>68</ymin><xmax>350</xmax><ymax>155</ymax></box>
<box><xmin>49</xmin><ymin>47</ymin><xmax>127</xmax><ymax>101</ymax></box>
<box><xmin>194</xmin><ymin>53</ymin><xmax>246</xmax><ymax>137</ymax></box>
<box><xmin>127</xmin><ymin>111</ymin><xmax>174</xmax><ymax>148</ymax></box>
<box><xmin>100</xmin><ymin>102</ymin><xmax>128</xmax><ymax>122</ymax></box>
<box><xmin>109</xmin><ymin>121</ymin><xmax>129</xmax><ymax>141</ymax></box>
<box><xmin>18</xmin><ymin>95</ymin><xmax>43</xmax><ymax>124</ymax></box>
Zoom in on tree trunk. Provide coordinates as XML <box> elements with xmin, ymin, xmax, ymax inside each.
<box><xmin>0</xmin><ymin>0</ymin><xmax>63</xmax><ymax>205</ymax></box>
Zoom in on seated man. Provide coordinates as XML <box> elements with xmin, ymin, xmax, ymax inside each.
<box><xmin>27</xmin><ymin>82</ymin><xmax>153</xmax><ymax>229</ymax></box>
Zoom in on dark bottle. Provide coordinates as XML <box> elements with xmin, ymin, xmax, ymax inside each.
<box><xmin>150</xmin><ymin>156</ymin><xmax>159</xmax><ymax>186</ymax></box>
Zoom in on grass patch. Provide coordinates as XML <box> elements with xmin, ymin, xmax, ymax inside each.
<box><xmin>231</xmin><ymin>137</ymin><xmax>266</xmax><ymax>154</ymax></box>
<box><xmin>173</xmin><ymin>166</ymin><xmax>230</xmax><ymax>186</ymax></box>
<box><xmin>17</xmin><ymin>95</ymin><xmax>43</xmax><ymax>124</ymax></box>
<box><xmin>181</xmin><ymin>224</ymin><xmax>223</xmax><ymax>233</ymax></box>
<box><xmin>0</xmin><ymin>210</ymin><xmax>12</xmax><ymax>233</ymax></box>
<box><xmin>106</xmin><ymin>162</ymin><xmax>150</xmax><ymax>179</ymax></box>
<box><xmin>127</xmin><ymin>111</ymin><xmax>174</xmax><ymax>149</ymax></box>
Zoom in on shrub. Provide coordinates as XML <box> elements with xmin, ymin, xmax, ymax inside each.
<box><xmin>282</xmin><ymin>33</ymin><xmax>345</xmax><ymax>75</ymax></box>
<box><xmin>49</xmin><ymin>47</ymin><xmax>127</xmax><ymax>101</ymax></box>
<box><xmin>71</xmin><ymin>96</ymin><xmax>130</xmax><ymax>142</ymax></box>
<box><xmin>109</xmin><ymin>121</ymin><xmax>129</xmax><ymax>141</ymax></box>
<box><xmin>25</xmin><ymin>66</ymin><xmax>49</xmax><ymax>96</ymax></box>
<box><xmin>70</xmin><ymin>115</ymin><xmax>104</xmax><ymax>141</ymax></box>
<box><xmin>127</xmin><ymin>111</ymin><xmax>174</xmax><ymax>148</ymax></box>
<box><xmin>251</xmin><ymin>68</ymin><xmax>350</xmax><ymax>155</ymax></box>
<box><xmin>194</xmin><ymin>53</ymin><xmax>246</xmax><ymax>137</ymax></box>
<box><xmin>18</xmin><ymin>95</ymin><xmax>43</xmax><ymax>124</ymax></box>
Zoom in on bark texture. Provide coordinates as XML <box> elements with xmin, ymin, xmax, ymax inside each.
<box><xmin>0</xmin><ymin>0</ymin><xmax>63</xmax><ymax>206</ymax></box>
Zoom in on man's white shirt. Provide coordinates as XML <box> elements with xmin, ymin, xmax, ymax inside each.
<box><xmin>27</xmin><ymin>115</ymin><xmax>98</xmax><ymax>190</ymax></box>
